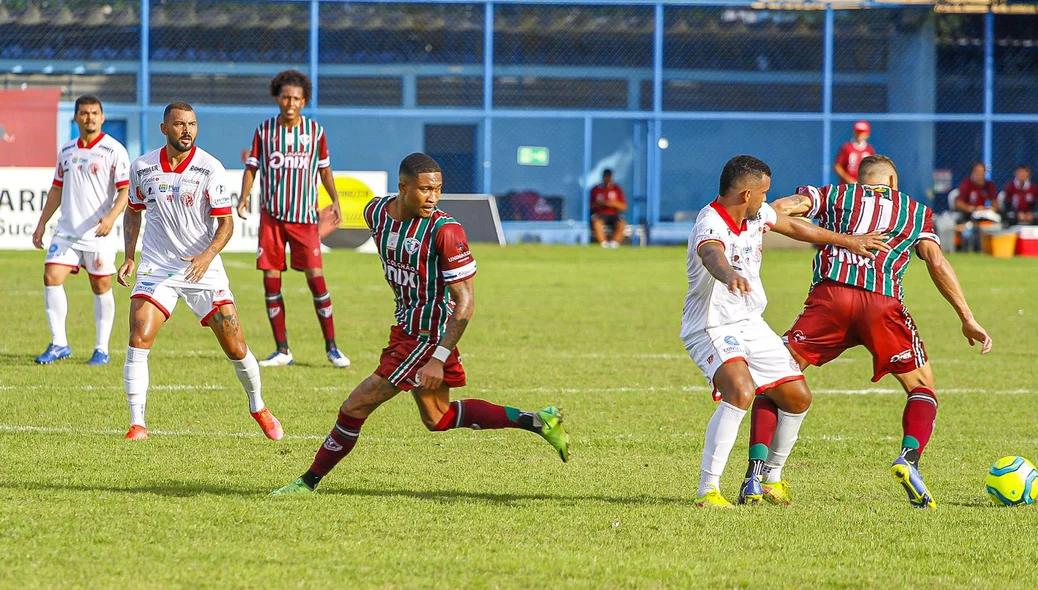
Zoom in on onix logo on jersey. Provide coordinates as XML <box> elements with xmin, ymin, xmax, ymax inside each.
<box><xmin>833</xmin><ymin>247</ymin><xmax>875</xmax><ymax>268</ymax></box>
<box><xmin>890</xmin><ymin>350</ymin><xmax>914</xmax><ymax>363</ymax></box>
<box><xmin>267</xmin><ymin>150</ymin><xmax>310</xmax><ymax>170</ymax></box>
<box><xmin>387</xmin><ymin>265</ymin><xmax>420</xmax><ymax>289</ymax></box>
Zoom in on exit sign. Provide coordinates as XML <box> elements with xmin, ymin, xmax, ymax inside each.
<box><xmin>517</xmin><ymin>146</ymin><xmax>549</xmax><ymax>166</ymax></box>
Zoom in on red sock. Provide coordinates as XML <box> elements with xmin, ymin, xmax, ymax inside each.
<box><xmin>902</xmin><ymin>387</ymin><xmax>938</xmax><ymax>455</ymax></box>
<box><xmin>433</xmin><ymin>399</ymin><xmax>527</xmax><ymax>431</ymax></box>
<box><xmin>263</xmin><ymin>276</ymin><xmax>288</xmax><ymax>348</ymax></box>
<box><xmin>306</xmin><ymin>275</ymin><xmax>336</xmax><ymax>343</ymax></box>
<box><xmin>750</xmin><ymin>395</ymin><xmax>779</xmax><ymax>450</ymax></box>
<box><xmin>309</xmin><ymin>411</ymin><xmax>366</xmax><ymax>477</ymax></box>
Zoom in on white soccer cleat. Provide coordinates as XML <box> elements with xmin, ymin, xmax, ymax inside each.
<box><xmin>259</xmin><ymin>351</ymin><xmax>294</xmax><ymax>367</ymax></box>
<box><xmin>327</xmin><ymin>348</ymin><xmax>351</xmax><ymax>368</ymax></box>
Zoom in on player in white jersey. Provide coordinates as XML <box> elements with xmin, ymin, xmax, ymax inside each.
<box><xmin>31</xmin><ymin>96</ymin><xmax>130</xmax><ymax>366</ymax></box>
<box><xmin>683</xmin><ymin>155</ymin><xmax>889</xmax><ymax>508</ymax></box>
<box><xmin>117</xmin><ymin>101</ymin><xmax>283</xmax><ymax>442</ymax></box>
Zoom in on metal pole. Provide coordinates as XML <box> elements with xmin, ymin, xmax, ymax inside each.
<box><xmin>982</xmin><ymin>9</ymin><xmax>994</xmax><ymax>172</ymax></box>
<box><xmin>139</xmin><ymin>0</ymin><xmax>150</xmax><ymax>153</ymax></box>
<box><xmin>650</xmin><ymin>1</ymin><xmax>664</xmax><ymax>225</ymax></box>
<box><xmin>822</xmin><ymin>5</ymin><xmax>834</xmax><ymax>186</ymax></box>
<box><xmin>482</xmin><ymin>2</ymin><xmax>494</xmax><ymax>195</ymax></box>
<box><xmin>310</xmin><ymin>0</ymin><xmax>320</xmax><ymax>108</ymax></box>
<box><xmin>582</xmin><ymin>116</ymin><xmax>592</xmax><ymax>243</ymax></box>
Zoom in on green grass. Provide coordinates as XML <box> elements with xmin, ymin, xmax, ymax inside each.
<box><xmin>1</xmin><ymin>246</ymin><xmax>1037</xmax><ymax>589</ymax></box>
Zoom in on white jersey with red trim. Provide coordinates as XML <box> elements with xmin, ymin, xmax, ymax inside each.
<box><xmin>680</xmin><ymin>200</ymin><xmax>778</xmax><ymax>342</ymax></box>
<box><xmin>128</xmin><ymin>146</ymin><xmax>232</xmax><ymax>287</ymax></box>
<box><xmin>51</xmin><ymin>132</ymin><xmax>130</xmax><ymax>252</ymax></box>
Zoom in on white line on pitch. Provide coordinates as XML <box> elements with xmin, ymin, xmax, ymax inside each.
<box><xmin>0</xmin><ymin>424</ymin><xmax>324</xmax><ymax>440</ymax></box>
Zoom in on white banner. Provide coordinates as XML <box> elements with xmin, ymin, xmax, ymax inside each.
<box><xmin>0</xmin><ymin>167</ymin><xmax>387</xmax><ymax>252</ymax></box>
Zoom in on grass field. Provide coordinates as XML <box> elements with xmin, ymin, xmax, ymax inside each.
<box><xmin>2</xmin><ymin>245</ymin><xmax>1037</xmax><ymax>589</ymax></box>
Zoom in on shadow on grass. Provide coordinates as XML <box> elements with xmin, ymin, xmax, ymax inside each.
<box><xmin>0</xmin><ymin>480</ymin><xmax>690</xmax><ymax>507</ymax></box>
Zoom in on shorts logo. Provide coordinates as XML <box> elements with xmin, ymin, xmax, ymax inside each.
<box><xmin>789</xmin><ymin>357</ymin><xmax>800</xmax><ymax>371</ymax></box>
<box><xmin>724</xmin><ymin>336</ymin><xmax>739</xmax><ymax>346</ymax></box>
<box><xmin>707</xmin><ymin>354</ymin><xmax>715</xmax><ymax>364</ymax></box>
<box><xmin>722</xmin><ymin>346</ymin><xmax>740</xmax><ymax>354</ymax></box>
<box><xmin>791</xmin><ymin>330</ymin><xmax>806</xmax><ymax>343</ymax></box>
<box><xmin>403</xmin><ymin>237</ymin><xmax>421</xmax><ymax>255</ymax></box>
<box><xmin>312</xmin><ymin>248</ymin><xmax>319</xmax><ymax>257</ymax></box>
<box><xmin>257</xmin><ymin>247</ymin><xmax>264</xmax><ymax>260</ymax></box>
<box><xmin>322</xmin><ymin>436</ymin><xmax>342</xmax><ymax>452</ymax></box>
<box><xmin>135</xmin><ymin>282</ymin><xmax>156</xmax><ymax>295</ymax></box>
<box><xmin>890</xmin><ymin>350</ymin><xmax>913</xmax><ymax>363</ymax></box>
<box><xmin>48</xmin><ymin>244</ymin><xmax>58</xmax><ymax>254</ymax></box>
<box><xmin>268</xmin><ymin>308</ymin><xmax>281</xmax><ymax>319</ymax></box>
<box><xmin>92</xmin><ymin>258</ymin><xmax>103</xmax><ymax>271</ymax></box>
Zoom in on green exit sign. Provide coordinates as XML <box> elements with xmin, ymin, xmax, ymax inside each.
<box><xmin>517</xmin><ymin>146</ymin><xmax>549</xmax><ymax>166</ymax></box>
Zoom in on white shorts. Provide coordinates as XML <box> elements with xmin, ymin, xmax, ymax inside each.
<box><xmin>131</xmin><ymin>276</ymin><xmax>235</xmax><ymax>327</ymax></box>
<box><xmin>45</xmin><ymin>237</ymin><xmax>117</xmax><ymax>277</ymax></box>
<box><xmin>685</xmin><ymin>317</ymin><xmax>803</xmax><ymax>401</ymax></box>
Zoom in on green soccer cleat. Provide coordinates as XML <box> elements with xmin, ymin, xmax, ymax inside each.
<box><xmin>695</xmin><ymin>487</ymin><xmax>733</xmax><ymax>509</ymax></box>
<box><xmin>762</xmin><ymin>480</ymin><xmax>793</xmax><ymax>506</ymax></box>
<box><xmin>270</xmin><ymin>477</ymin><xmax>315</xmax><ymax>496</ymax></box>
<box><xmin>537</xmin><ymin>406</ymin><xmax>570</xmax><ymax>463</ymax></box>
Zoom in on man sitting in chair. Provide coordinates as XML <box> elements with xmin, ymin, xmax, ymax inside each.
<box><xmin>590</xmin><ymin>169</ymin><xmax>627</xmax><ymax>248</ymax></box>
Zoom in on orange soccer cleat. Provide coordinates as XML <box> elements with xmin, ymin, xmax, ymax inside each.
<box><xmin>251</xmin><ymin>408</ymin><xmax>284</xmax><ymax>441</ymax></box>
<box><xmin>125</xmin><ymin>425</ymin><xmax>149</xmax><ymax>440</ymax></box>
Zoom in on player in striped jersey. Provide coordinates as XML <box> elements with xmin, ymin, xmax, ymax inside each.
<box><xmin>759</xmin><ymin>155</ymin><xmax>992</xmax><ymax>509</ymax></box>
<box><xmin>271</xmin><ymin>153</ymin><xmax>570</xmax><ymax>495</ymax></box>
<box><xmin>32</xmin><ymin>95</ymin><xmax>130</xmax><ymax>366</ymax></box>
<box><xmin>237</xmin><ymin>69</ymin><xmax>349</xmax><ymax>369</ymax></box>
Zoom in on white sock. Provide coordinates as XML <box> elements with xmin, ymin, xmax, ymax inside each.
<box><xmin>44</xmin><ymin>285</ymin><xmax>68</xmax><ymax>347</ymax></box>
<box><xmin>698</xmin><ymin>401</ymin><xmax>747</xmax><ymax>496</ymax></box>
<box><xmin>764</xmin><ymin>409</ymin><xmax>809</xmax><ymax>484</ymax></box>
<box><xmin>231</xmin><ymin>348</ymin><xmax>264</xmax><ymax>413</ymax></box>
<box><xmin>124</xmin><ymin>346</ymin><xmax>150</xmax><ymax>427</ymax></box>
<box><xmin>94</xmin><ymin>290</ymin><xmax>115</xmax><ymax>354</ymax></box>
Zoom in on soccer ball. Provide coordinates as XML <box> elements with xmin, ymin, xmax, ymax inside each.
<box><xmin>986</xmin><ymin>456</ymin><xmax>1038</xmax><ymax>506</ymax></box>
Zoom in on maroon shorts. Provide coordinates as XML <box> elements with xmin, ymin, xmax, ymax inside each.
<box><xmin>257</xmin><ymin>208</ymin><xmax>322</xmax><ymax>271</ymax></box>
<box><xmin>375</xmin><ymin>325</ymin><xmax>467</xmax><ymax>391</ymax></box>
<box><xmin>786</xmin><ymin>280</ymin><xmax>927</xmax><ymax>382</ymax></box>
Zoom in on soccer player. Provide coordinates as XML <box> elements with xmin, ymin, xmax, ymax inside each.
<box><xmin>117</xmin><ymin>102</ymin><xmax>283</xmax><ymax>442</ymax></box>
<box><xmin>768</xmin><ymin>154</ymin><xmax>992</xmax><ymax>509</ymax></box>
<box><xmin>31</xmin><ymin>95</ymin><xmax>130</xmax><ymax>366</ymax></box>
<box><xmin>683</xmin><ymin>155</ymin><xmax>889</xmax><ymax>508</ymax></box>
<box><xmin>237</xmin><ymin>69</ymin><xmax>348</xmax><ymax>369</ymax></box>
<box><xmin>271</xmin><ymin>153</ymin><xmax>570</xmax><ymax>495</ymax></box>
<box><xmin>590</xmin><ymin>169</ymin><xmax>628</xmax><ymax>248</ymax></box>
<box><xmin>834</xmin><ymin>120</ymin><xmax>876</xmax><ymax>184</ymax></box>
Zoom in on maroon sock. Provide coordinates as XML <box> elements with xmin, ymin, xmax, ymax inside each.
<box><xmin>750</xmin><ymin>395</ymin><xmax>779</xmax><ymax>449</ymax></box>
<box><xmin>306</xmin><ymin>275</ymin><xmax>336</xmax><ymax>344</ymax></box>
<box><xmin>432</xmin><ymin>399</ymin><xmax>533</xmax><ymax>431</ymax></box>
<box><xmin>902</xmin><ymin>387</ymin><xmax>938</xmax><ymax>457</ymax></box>
<box><xmin>263</xmin><ymin>276</ymin><xmax>288</xmax><ymax>350</ymax></box>
<box><xmin>309</xmin><ymin>411</ymin><xmax>366</xmax><ymax>477</ymax></box>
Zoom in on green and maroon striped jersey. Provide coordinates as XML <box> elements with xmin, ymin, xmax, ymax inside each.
<box><xmin>364</xmin><ymin>196</ymin><xmax>477</xmax><ymax>341</ymax></box>
<box><xmin>245</xmin><ymin>116</ymin><xmax>330</xmax><ymax>224</ymax></box>
<box><xmin>799</xmin><ymin>183</ymin><xmax>940</xmax><ymax>300</ymax></box>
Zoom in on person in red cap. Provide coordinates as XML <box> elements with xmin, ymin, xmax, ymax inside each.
<box><xmin>834</xmin><ymin>121</ymin><xmax>876</xmax><ymax>183</ymax></box>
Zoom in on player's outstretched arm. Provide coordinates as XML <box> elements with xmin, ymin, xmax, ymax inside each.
<box><xmin>96</xmin><ymin>186</ymin><xmax>129</xmax><ymax>237</ymax></box>
<box><xmin>237</xmin><ymin>168</ymin><xmax>257</xmax><ymax>219</ymax></box>
<box><xmin>698</xmin><ymin>241</ymin><xmax>750</xmax><ymax>295</ymax></box>
<box><xmin>770</xmin><ymin>193</ymin><xmax>812</xmax><ymax>217</ymax></box>
<box><xmin>772</xmin><ymin>214</ymin><xmax>891</xmax><ymax>259</ymax></box>
<box><xmin>32</xmin><ymin>186</ymin><xmax>63</xmax><ymax>249</ymax></box>
<box><xmin>319</xmin><ymin>167</ymin><xmax>343</xmax><ymax>226</ymax></box>
<box><xmin>118</xmin><ymin>207</ymin><xmax>142</xmax><ymax>287</ymax></box>
<box><xmin>916</xmin><ymin>240</ymin><xmax>993</xmax><ymax>354</ymax></box>
<box><xmin>417</xmin><ymin>278</ymin><xmax>474</xmax><ymax>391</ymax></box>
<box><xmin>182</xmin><ymin>215</ymin><xmax>234</xmax><ymax>283</ymax></box>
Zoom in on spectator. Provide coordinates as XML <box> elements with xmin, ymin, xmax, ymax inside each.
<box><xmin>590</xmin><ymin>169</ymin><xmax>627</xmax><ymax>248</ymax></box>
<box><xmin>834</xmin><ymin>120</ymin><xmax>876</xmax><ymax>183</ymax></box>
<box><xmin>956</xmin><ymin>161</ymin><xmax>998</xmax><ymax>219</ymax></box>
<box><xmin>999</xmin><ymin>164</ymin><xmax>1037</xmax><ymax>226</ymax></box>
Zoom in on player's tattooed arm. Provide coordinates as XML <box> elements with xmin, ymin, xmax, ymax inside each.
<box><xmin>772</xmin><ymin>214</ymin><xmax>891</xmax><ymax>259</ymax></box>
<box><xmin>770</xmin><ymin>193</ymin><xmax>812</xmax><ymax>217</ymax></box>
<box><xmin>117</xmin><ymin>207</ymin><xmax>142</xmax><ymax>287</ymax></box>
<box><xmin>698</xmin><ymin>241</ymin><xmax>750</xmax><ymax>296</ymax></box>
<box><xmin>183</xmin><ymin>216</ymin><xmax>233</xmax><ymax>283</ymax></box>
<box><xmin>438</xmin><ymin>278</ymin><xmax>475</xmax><ymax>352</ymax></box>
<box><xmin>916</xmin><ymin>240</ymin><xmax>993</xmax><ymax>354</ymax></box>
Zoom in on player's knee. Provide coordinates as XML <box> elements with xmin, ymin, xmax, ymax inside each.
<box><xmin>128</xmin><ymin>333</ymin><xmax>151</xmax><ymax>349</ymax></box>
<box><xmin>340</xmin><ymin>396</ymin><xmax>372</xmax><ymax>419</ymax></box>
<box><xmin>225</xmin><ymin>342</ymin><xmax>248</xmax><ymax>361</ymax></box>
<box><xmin>721</xmin><ymin>388</ymin><xmax>755</xmax><ymax>410</ymax></box>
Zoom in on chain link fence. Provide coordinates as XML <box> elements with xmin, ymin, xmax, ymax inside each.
<box><xmin>2</xmin><ymin>1</ymin><xmax>1037</xmax><ymax>238</ymax></box>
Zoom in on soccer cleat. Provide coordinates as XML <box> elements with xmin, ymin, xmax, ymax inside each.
<box><xmin>326</xmin><ymin>348</ymin><xmax>351</xmax><ymax>368</ymax></box>
<box><xmin>35</xmin><ymin>344</ymin><xmax>72</xmax><ymax>364</ymax></box>
<box><xmin>891</xmin><ymin>456</ymin><xmax>936</xmax><ymax>509</ymax></box>
<box><xmin>738</xmin><ymin>474</ymin><xmax>764</xmax><ymax>505</ymax></box>
<box><xmin>695</xmin><ymin>487</ymin><xmax>733</xmax><ymax>509</ymax></box>
<box><xmin>125</xmin><ymin>425</ymin><xmax>149</xmax><ymax>440</ymax></box>
<box><xmin>258</xmin><ymin>350</ymin><xmax>294</xmax><ymax>367</ymax></box>
<box><xmin>271</xmin><ymin>477</ymin><xmax>315</xmax><ymax>496</ymax></box>
<box><xmin>251</xmin><ymin>408</ymin><xmax>284</xmax><ymax>441</ymax></box>
<box><xmin>762</xmin><ymin>480</ymin><xmax>793</xmax><ymax>506</ymax></box>
<box><xmin>537</xmin><ymin>406</ymin><xmax>570</xmax><ymax>463</ymax></box>
<box><xmin>86</xmin><ymin>349</ymin><xmax>110</xmax><ymax>366</ymax></box>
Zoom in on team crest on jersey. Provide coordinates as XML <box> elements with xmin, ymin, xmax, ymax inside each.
<box><xmin>298</xmin><ymin>134</ymin><xmax>311</xmax><ymax>147</ymax></box>
<box><xmin>403</xmin><ymin>237</ymin><xmax>421</xmax><ymax>255</ymax></box>
<box><xmin>89</xmin><ymin>162</ymin><xmax>101</xmax><ymax>175</ymax></box>
<box><xmin>181</xmin><ymin>192</ymin><xmax>195</xmax><ymax>207</ymax></box>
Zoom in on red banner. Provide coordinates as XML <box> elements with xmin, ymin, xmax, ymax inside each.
<box><xmin>0</xmin><ymin>88</ymin><xmax>61</xmax><ymax>167</ymax></box>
